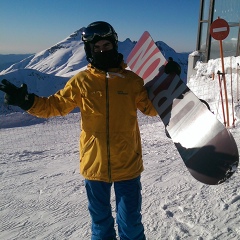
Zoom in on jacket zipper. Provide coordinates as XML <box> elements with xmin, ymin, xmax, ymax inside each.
<box><xmin>106</xmin><ymin>73</ymin><xmax>111</xmax><ymax>182</ymax></box>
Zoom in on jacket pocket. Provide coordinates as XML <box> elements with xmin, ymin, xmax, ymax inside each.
<box><xmin>81</xmin><ymin>135</ymin><xmax>96</xmax><ymax>158</ymax></box>
<box><xmin>111</xmin><ymin>131</ymin><xmax>142</xmax><ymax>159</ymax></box>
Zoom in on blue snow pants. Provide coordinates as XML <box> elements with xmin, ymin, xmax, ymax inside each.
<box><xmin>85</xmin><ymin>176</ymin><xmax>146</xmax><ymax>240</ymax></box>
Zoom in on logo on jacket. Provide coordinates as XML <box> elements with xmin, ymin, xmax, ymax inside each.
<box><xmin>117</xmin><ymin>90</ymin><xmax>128</xmax><ymax>95</ymax></box>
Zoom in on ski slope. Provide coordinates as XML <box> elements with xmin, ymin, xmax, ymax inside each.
<box><xmin>1</xmin><ymin>109</ymin><xmax>240</xmax><ymax>239</ymax></box>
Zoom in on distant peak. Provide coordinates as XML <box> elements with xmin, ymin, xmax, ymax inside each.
<box><xmin>68</xmin><ymin>29</ymin><xmax>83</xmax><ymax>40</ymax></box>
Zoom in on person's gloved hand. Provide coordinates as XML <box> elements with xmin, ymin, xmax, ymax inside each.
<box><xmin>0</xmin><ymin>79</ymin><xmax>35</xmax><ymax>110</ymax></box>
<box><xmin>164</xmin><ymin>57</ymin><xmax>181</xmax><ymax>76</ymax></box>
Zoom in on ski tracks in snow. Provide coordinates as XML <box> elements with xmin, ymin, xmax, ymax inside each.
<box><xmin>1</xmin><ymin>112</ymin><xmax>240</xmax><ymax>239</ymax></box>
<box><xmin>139</xmin><ymin>114</ymin><xmax>240</xmax><ymax>239</ymax></box>
<box><xmin>1</xmin><ymin>113</ymin><xmax>91</xmax><ymax>239</ymax></box>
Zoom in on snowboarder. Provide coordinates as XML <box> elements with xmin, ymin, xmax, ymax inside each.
<box><xmin>0</xmin><ymin>21</ymin><xmax>158</xmax><ymax>240</ymax></box>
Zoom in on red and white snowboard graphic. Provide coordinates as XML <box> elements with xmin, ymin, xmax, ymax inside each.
<box><xmin>127</xmin><ymin>31</ymin><xmax>239</xmax><ymax>185</ymax></box>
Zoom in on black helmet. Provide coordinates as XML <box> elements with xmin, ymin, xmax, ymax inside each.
<box><xmin>82</xmin><ymin>21</ymin><xmax>118</xmax><ymax>63</ymax></box>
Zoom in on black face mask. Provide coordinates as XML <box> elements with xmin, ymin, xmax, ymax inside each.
<box><xmin>92</xmin><ymin>49</ymin><xmax>119</xmax><ymax>70</ymax></box>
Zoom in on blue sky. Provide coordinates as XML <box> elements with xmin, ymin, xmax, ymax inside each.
<box><xmin>0</xmin><ymin>0</ymin><xmax>200</xmax><ymax>54</ymax></box>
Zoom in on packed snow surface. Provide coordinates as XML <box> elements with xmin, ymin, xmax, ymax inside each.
<box><xmin>1</xmin><ymin>110</ymin><xmax>240</xmax><ymax>240</ymax></box>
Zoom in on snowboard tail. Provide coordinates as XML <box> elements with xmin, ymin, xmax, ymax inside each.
<box><xmin>127</xmin><ymin>31</ymin><xmax>239</xmax><ymax>185</ymax></box>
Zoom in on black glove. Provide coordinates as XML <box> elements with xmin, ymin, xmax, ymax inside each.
<box><xmin>0</xmin><ymin>79</ymin><xmax>35</xmax><ymax>110</ymax></box>
<box><xmin>164</xmin><ymin>57</ymin><xmax>181</xmax><ymax>76</ymax></box>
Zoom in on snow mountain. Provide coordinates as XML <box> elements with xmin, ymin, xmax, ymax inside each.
<box><xmin>0</xmin><ymin>28</ymin><xmax>189</xmax><ymax>114</ymax></box>
<box><xmin>0</xmin><ymin>54</ymin><xmax>33</xmax><ymax>71</ymax></box>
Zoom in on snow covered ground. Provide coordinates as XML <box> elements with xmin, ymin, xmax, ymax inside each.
<box><xmin>1</xmin><ymin>109</ymin><xmax>240</xmax><ymax>240</ymax></box>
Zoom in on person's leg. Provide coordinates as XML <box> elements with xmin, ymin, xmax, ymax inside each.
<box><xmin>85</xmin><ymin>179</ymin><xmax>117</xmax><ymax>240</ymax></box>
<box><xmin>114</xmin><ymin>176</ymin><xmax>146</xmax><ymax>240</ymax></box>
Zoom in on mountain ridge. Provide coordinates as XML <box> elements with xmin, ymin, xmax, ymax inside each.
<box><xmin>0</xmin><ymin>29</ymin><xmax>189</xmax><ymax>114</ymax></box>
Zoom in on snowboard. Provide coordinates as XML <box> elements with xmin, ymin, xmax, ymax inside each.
<box><xmin>127</xmin><ymin>31</ymin><xmax>239</xmax><ymax>185</ymax></box>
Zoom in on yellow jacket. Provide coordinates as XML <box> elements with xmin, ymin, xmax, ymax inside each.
<box><xmin>28</xmin><ymin>63</ymin><xmax>157</xmax><ymax>182</ymax></box>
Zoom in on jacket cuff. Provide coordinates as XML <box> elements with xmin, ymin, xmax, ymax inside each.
<box><xmin>20</xmin><ymin>93</ymin><xmax>36</xmax><ymax>111</ymax></box>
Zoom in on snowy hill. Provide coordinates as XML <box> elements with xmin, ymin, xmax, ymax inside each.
<box><xmin>0</xmin><ymin>29</ymin><xmax>87</xmax><ymax>77</ymax></box>
<box><xmin>0</xmin><ymin>54</ymin><xmax>33</xmax><ymax>71</ymax></box>
<box><xmin>0</xmin><ymin>29</ymin><xmax>188</xmax><ymax>78</ymax></box>
<box><xmin>0</xmin><ymin>28</ymin><xmax>189</xmax><ymax>114</ymax></box>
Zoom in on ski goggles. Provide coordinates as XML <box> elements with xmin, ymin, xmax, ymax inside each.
<box><xmin>82</xmin><ymin>24</ymin><xmax>116</xmax><ymax>42</ymax></box>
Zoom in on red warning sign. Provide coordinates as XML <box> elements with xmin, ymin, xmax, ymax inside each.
<box><xmin>210</xmin><ymin>18</ymin><xmax>230</xmax><ymax>40</ymax></box>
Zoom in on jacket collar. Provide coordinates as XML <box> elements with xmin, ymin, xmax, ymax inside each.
<box><xmin>87</xmin><ymin>61</ymin><xmax>127</xmax><ymax>75</ymax></box>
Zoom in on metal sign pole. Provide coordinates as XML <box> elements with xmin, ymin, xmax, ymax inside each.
<box><xmin>210</xmin><ymin>17</ymin><xmax>230</xmax><ymax>126</ymax></box>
